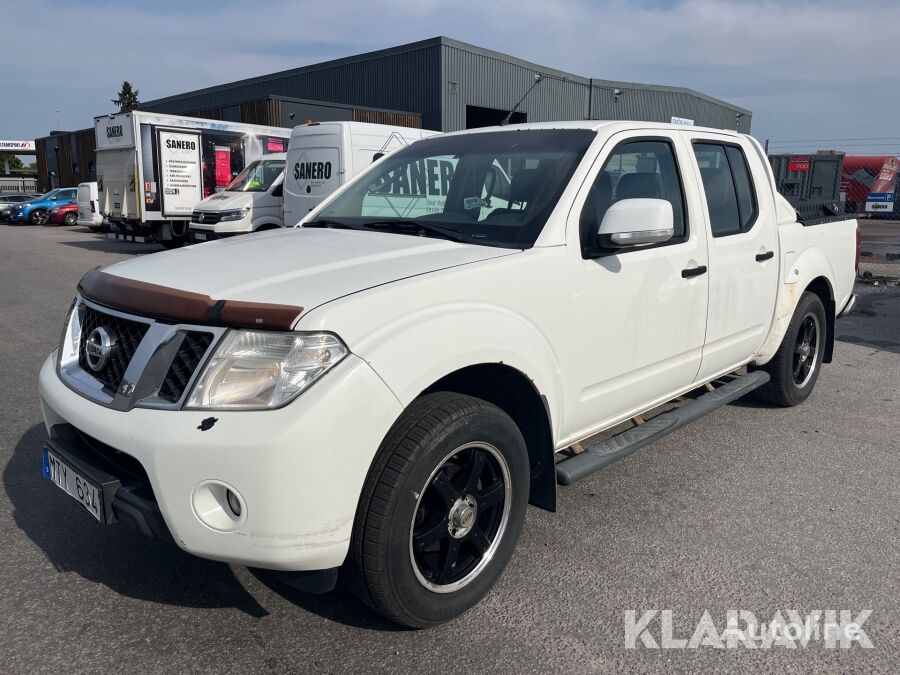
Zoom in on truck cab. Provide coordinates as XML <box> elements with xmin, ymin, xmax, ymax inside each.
<box><xmin>188</xmin><ymin>154</ymin><xmax>285</xmax><ymax>242</ymax></box>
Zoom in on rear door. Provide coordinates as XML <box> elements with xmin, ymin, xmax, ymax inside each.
<box><xmin>97</xmin><ymin>149</ymin><xmax>139</xmax><ymax>219</ymax></box>
<box><xmin>77</xmin><ymin>184</ymin><xmax>92</xmax><ymax>222</ymax></box>
<box><xmin>284</xmin><ymin>126</ymin><xmax>342</xmax><ymax>224</ymax></box>
<box><xmin>685</xmin><ymin>133</ymin><xmax>779</xmax><ymax>381</ymax></box>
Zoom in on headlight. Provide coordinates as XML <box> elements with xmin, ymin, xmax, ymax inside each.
<box><xmin>219</xmin><ymin>208</ymin><xmax>249</xmax><ymax>222</ymax></box>
<box><xmin>186</xmin><ymin>330</ymin><xmax>348</xmax><ymax>410</ymax></box>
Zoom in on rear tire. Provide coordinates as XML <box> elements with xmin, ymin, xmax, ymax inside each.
<box><xmin>63</xmin><ymin>212</ymin><xmax>77</xmax><ymax>226</ymax></box>
<box><xmin>344</xmin><ymin>392</ymin><xmax>529</xmax><ymax>628</ymax></box>
<box><xmin>756</xmin><ymin>291</ymin><xmax>827</xmax><ymax>407</ymax></box>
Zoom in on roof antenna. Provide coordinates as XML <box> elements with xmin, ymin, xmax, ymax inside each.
<box><xmin>500</xmin><ymin>73</ymin><xmax>544</xmax><ymax>126</ymax></box>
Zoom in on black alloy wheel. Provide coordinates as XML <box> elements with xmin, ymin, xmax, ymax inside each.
<box><xmin>410</xmin><ymin>442</ymin><xmax>510</xmax><ymax>592</ymax></box>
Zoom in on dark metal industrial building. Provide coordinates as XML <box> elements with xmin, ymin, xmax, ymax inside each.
<box><xmin>142</xmin><ymin>37</ymin><xmax>751</xmax><ymax>132</ymax></box>
<box><xmin>36</xmin><ymin>36</ymin><xmax>751</xmax><ymax>190</ymax></box>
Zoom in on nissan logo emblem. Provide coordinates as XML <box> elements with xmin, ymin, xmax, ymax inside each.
<box><xmin>85</xmin><ymin>327</ymin><xmax>117</xmax><ymax>372</ymax></box>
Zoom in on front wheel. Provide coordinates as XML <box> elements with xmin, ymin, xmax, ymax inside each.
<box><xmin>756</xmin><ymin>291</ymin><xmax>827</xmax><ymax>407</ymax></box>
<box><xmin>345</xmin><ymin>392</ymin><xmax>529</xmax><ymax>628</ymax></box>
<box><xmin>29</xmin><ymin>209</ymin><xmax>48</xmax><ymax>225</ymax></box>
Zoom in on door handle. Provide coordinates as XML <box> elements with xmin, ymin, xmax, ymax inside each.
<box><xmin>755</xmin><ymin>250</ymin><xmax>774</xmax><ymax>262</ymax></box>
<box><xmin>681</xmin><ymin>265</ymin><xmax>707</xmax><ymax>279</ymax></box>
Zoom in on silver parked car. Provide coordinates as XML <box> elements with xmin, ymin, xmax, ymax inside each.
<box><xmin>0</xmin><ymin>193</ymin><xmax>41</xmax><ymax>222</ymax></box>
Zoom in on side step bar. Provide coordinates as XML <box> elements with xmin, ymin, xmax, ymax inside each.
<box><xmin>555</xmin><ymin>370</ymin><xmax>770</xmax><ymax>486</ymax></box>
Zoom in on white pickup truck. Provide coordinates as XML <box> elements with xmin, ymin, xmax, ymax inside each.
<box><xmin>38</xmin><ymin>121</ymin><xmax>856</xmax><ymax>628</ymax></box>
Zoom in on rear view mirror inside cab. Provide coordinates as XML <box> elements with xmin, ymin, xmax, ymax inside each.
<box><xmin>597</xmin><ymin>198</ymin><xmax>674</xmax><ymax>248</ymax></box>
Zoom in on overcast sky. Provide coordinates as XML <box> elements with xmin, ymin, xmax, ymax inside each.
<box><xmin>3</xmin><ymin>0</ymin><xmax>899</xmax><ymax>154</ymax></box>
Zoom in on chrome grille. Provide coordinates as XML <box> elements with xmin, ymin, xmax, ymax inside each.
<box><xmin>78</xmin><ymin>305</ymin><xmax>149</xmax><ymax>391</ymax></box>
<box><xmin>158</xmin><ymin>332</ymin><xmax>214</xmax><ymax>402</ymax></box>
<box><xmin>191</xmin><ymin>210</ymin><xmax>222</xmax><ymax>224</ymax></box>
<box><xmin>60</xmin><ymin>299</ymin><xmax>226</xmax><ymax>411</ymax></box>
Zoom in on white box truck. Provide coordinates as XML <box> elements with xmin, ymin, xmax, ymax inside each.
<box><xmin>282</xmin><ymin>122</ymin><xmax>438</xmax><ymax>226</ymax></box>
<box><xmin>94</xmin><ymin>111</ymin><xmax>290</xmax><ymax>248</ymax></box>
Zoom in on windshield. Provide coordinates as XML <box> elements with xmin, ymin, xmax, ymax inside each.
<box><xmin>226</xmin><ymin>159</ymin><xmax>285</xmax><ymax>193</ymax></box>
<box><xmin>309</xmin><ymin>129</ymin><xmax>595</xmax><ymax>248</ymax></box>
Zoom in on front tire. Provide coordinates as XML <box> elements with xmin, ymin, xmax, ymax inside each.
<box><xmin>29</xmin><ymin>209</ymin><xmax>48</xmax><ymax>225</ymax></box>
<box><xmin>345</xmin><ymin>392</ymin><xmax>529</xmax><ymax>628</ymax></box>
<box><xmin>756</xmin><ymin>291</ymin><xmax>827</xmax><ymax>407</ymax></box>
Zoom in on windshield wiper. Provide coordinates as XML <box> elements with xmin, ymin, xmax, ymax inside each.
<box><xmin>362</xmin><ymin>219</ymin><xmax>473</xmax><ymax>244</ymax></box>
<box><xmin>303</xmin><ymin>218</ymin><xmax>373</xmax><ymax>231</ymax></box>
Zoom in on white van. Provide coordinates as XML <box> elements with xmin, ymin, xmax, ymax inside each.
<box><xmin>76</xmin><ymin>182</ymin><xmax>103</xmax><ymax>230</ymax></box>
<box><xmin>188</xmin><ymin>154</ymin><xmax>286</xmax><ymax>243</ymax></box>
<box><xmin>283</xmin><ymin>122</ymin><xmax>438</xmax><ymax>225</ymax></box>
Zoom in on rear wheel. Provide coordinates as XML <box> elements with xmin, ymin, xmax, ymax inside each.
<box><xmin>345</xmin><ymin>392</ymin><xmax>529</xmax><ymax>628</ymax></box>
<box><xmin>29</xmin><ymin>209</ymin><xmax>48</xmax><ymax>225</ymax></box>
<box><xmin>63</xmin><ymin>212</ymin><xmax>77</xmax><ymax>226</ymax></box>
<box><xmin>756</xmin><ymin>291</ymin><xmax>827</xmax><ymax>406</ymax></box>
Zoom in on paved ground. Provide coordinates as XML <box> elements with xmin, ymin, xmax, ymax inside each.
<box><xmin>1</xmin><ymin>225</ymin><xmax>898</xmax><ymax>674</ymax></box>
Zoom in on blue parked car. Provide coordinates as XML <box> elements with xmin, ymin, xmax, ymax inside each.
<box><xmin>9</xmin><ymin>187</ymin><xmax>77</xmax><ymax>225</ymax></box>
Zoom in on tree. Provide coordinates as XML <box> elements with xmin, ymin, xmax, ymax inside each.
<box><xmin>112</xmin><ymin>81</ymin><xmax>140</xmax><ymax>112</ymax></box>
<box><xmin>0</xmin><ymin>153</ymin><xmax>24</xmax><ymax>174</ymax></box>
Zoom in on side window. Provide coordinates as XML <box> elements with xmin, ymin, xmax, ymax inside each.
<box><xmin>693</xmin><ymin>143</ymin><xmax>756</xmax><ymax>237</ymax></box>
<box><xmin>725</xmin><ymin>146</ymin><xmax>757</xmax><ymax>231</ymax></box>
<box><xmin>580</xmin><ymin>139</ymin><xmax>687</xmax><ymax>250</ymax></box>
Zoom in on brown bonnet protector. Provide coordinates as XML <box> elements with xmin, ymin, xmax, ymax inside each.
<box><xmin>77</xmin><ymin>267</ymin><xmax>304</xmax><ymax>331</ymax></box>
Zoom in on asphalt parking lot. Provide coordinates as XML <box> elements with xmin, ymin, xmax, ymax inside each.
<box><xmin>1</xmin><ymin>224</ymin><xmax>898</xmax><ymax>674</ymax></box>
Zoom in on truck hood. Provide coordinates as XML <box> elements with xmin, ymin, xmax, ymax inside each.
<box><xmin>195</xmin><ymin>191</ymin><xmax>253</xmax><ymax>211</ymax></box>
<box><xmin>102</xmin><ymin>228</ymin><xmax>518</xmax><ymax>314</ymax></box>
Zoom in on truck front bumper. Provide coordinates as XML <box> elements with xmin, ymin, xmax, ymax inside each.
<box><xmin>38</xmin><ymin>353</ymin><xmax>404</xmax><ymax>571</ymax></box>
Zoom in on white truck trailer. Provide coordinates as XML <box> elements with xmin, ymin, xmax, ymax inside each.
<box><xmin>94</xmin><ymin>111</ymin><xmax>290</xmax><ymax>248</ymax></box>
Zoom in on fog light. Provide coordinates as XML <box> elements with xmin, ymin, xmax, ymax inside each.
<box><xmin>191</xmin><ymin>480</ymin><xmax>246</xmax><ymax>532</ymax></box>
<box><xmin>226</xmin><ymin>489</ymin><xmax>242</xmax><ymax>517</ymax></box>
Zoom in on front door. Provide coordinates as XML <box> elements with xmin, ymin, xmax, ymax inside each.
<box><xmin>562</xmin><ymin>131</ymin><xmax>710</xmax><ymax>441</ymax></box>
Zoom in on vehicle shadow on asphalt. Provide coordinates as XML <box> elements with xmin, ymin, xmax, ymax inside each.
<box><xmin>5</xmin><ymin>424</ymin><xmax>268</xmax><ymax>617</ymax></box>
<box><xmin>58</xmin><ymin>237</ymin><xmax>163</xmax><ymax>256</ymax></box>
<box><xmin>248</xmin><ymin>570</ymin><xmax>402</xmax><ymax>632</ymax></box>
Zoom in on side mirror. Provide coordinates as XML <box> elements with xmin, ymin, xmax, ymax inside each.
<box><xmin>597</xmin><ymin>198</ymin><xmax>674</xmax><ymax>247</ymax></box>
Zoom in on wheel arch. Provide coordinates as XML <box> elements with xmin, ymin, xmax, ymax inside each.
<box><xmin>253</xmin><ymin>220</ymin><xmax>283</xmax><ymax>231</ymax></box>
<box><xmin>421</xmin><ymin>363</ymin><xmax>557</xmax><ymax>512</ymax></box>
<box><xmin>804</xmin><ymin>275</ymin><xmax>835</xmax><ymax>363</ymax></box>
<box><xmin>755</xmin><ymin>245</ymin><xmax>838</xmax><ymax>366</ymax></box>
